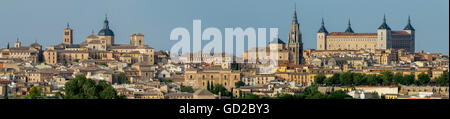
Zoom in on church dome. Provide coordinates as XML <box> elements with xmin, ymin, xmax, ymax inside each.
<box><xmin>98</xmin><ymin>28</ymin><xmax>114</xmax><ymax>36</ymax></box>
<box><xmin>98</xmin><ymin>16</ymin><xmax>114</xmax><ymax>36</ymax></box>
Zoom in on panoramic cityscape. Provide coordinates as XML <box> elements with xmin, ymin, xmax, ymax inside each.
<box><xmin>0</xmin><ymin>0</ymin><xmax>448</xmax><ymax>100</ymax></box>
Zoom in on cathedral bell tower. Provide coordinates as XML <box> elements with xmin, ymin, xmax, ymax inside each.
<box><xmin>287</xmin><ymin>4</ymin><xmax>304</xmax><ymax>64</ymax></box>
<box><xmin>63</xmin><ymin>23</ymin><xmax>73</xmax><ymax>45</ymax></box>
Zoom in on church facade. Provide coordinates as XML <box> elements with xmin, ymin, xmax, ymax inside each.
<box><xmin>43</xmin><ymin>15</ymin><xmax>154</xmax><ymax>65</ymax></box>
<box><xmin>317</xmin><ymin>16</ymin><xmax>415</xmax><ymax>53</ymax></box>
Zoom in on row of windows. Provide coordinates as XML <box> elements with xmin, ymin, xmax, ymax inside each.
<box><xmin>189</xmin><ymin>75</ymin><xmax>239</xmax><ymax>80</ymax></box>
<box><xmin>328</xmin><ymin>39</ymin><xmax>377</xmax><ymax>42</ymax></box>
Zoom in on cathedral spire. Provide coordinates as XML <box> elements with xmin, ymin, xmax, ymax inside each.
<box><xmin>66</xmin><ymin>22</ymin><xmax>70</xmax><ymax>28</ymax></box>
<box><xmin>345</xmin><ymin>19</ymin><xmax>354</xmax><ymax>33</ymax></box>
<box><xmin>292</xmin><ymin>4</ymin><xmax>298</xmax><ymax>24</ymax></box>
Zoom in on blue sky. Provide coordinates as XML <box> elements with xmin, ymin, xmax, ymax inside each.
<box><xmin>0</xmin><ymin>0</ymin><xmax>448</xmax><ymax>54</ymax></box>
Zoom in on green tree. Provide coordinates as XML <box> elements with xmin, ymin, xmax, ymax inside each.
<box><xmin>64</xmin><ymin>75</ymin><xmax>119</xmax><ymax>99</ymax></box>
<box><xmin>159</xmin><ymin>78</ymin><xmax>173</xmax><ymax>83</ymax></box>
<box><xmin>327</xmin><ymin>90</ymin><xmax>352</xmax><ymax>99</ymax></box>
<box><xmin>235</xmin><ymin>81</ymin><xmax>245</xmax><ymax>88</ymax></box>
<box><xmin>117</xmin><ymin>72</ymin><xmax>130</xmax><ymax>84</ymax></box>
<box><xmin>435</xmin><ymin>72</ymin><xmax>449</xmax><ymax>86</ymax></box>
<box><xmin>368</xmin><ymin>92</ymin><xmax>381</xmax><ymax>99</ymax></box>
<box><xmin>3</xmin><ymin>86</ymin><xmax>8</xmax><ymax>99</ymax></box>
<box><xmin>403</xmin><ymin>74</ymin><xmax>415</xmax><ymax>85</ymax></box>
<box><xmin>329</xmin><ymin>73</ymin><xmax>340</xmax><ymax>85</ymax></box>
<box><xmin>367</xmin><ymin>75</ymin><xmax>379</xmax><ymax>86</ymax></box>
<box><xmin>323</xmin><ymin>78</ymin><xmax>332</xmax><ymax>86</ymax></box>
<box><xmin>55</xmin><ymin>87</ymin><xmax>64</xmax><ymax>99</ymax></box>
<box><xmin>381</xmin><ymin>71</ymin><xmax>393</xmax><ymax>85</ymax></box>
<box><xmin>393</xmin><ymin>72</ymin><xmax>404</xmax><ymax>84</ymax></box>
<box><xmin>239</xmin><ymin>94</ymin><xmax>260</xmax><ymax>99</ymax></box>
<box><xmin>273</xmin><ymin>84</ymin><xmax>352</xmax><ymax>99</ymax></box>
<box><xmin>29</xmin><ymin>86</ymin><xmax>42</xmax><ymax>99</ymax></box>
<box><xmin>417</xmin><ymin>72</ymin><xmax>431</xmax><ymax>85</ymax></box>
<box><xmin>7</xmin><ymin>42</ymin><xmax>10</xmax><ymax>49</ymax></box>
<box><xmin>210</xmin><ymin>81</ymin><xmax>215</xmax><ymax>91</ymax></box>
<box><xmin>340</xmin><ymin>72</ymin><xmax>353</xmax><ymax>86</ymax></box>
<box><xmin>314</xmin><ymin>73</ymin><xmax>326</xmax><ymax>85</ymax></box>
<box><xmin>207</xmin><ymin>81</ymin><xmax>211</xmax><ymax>90</ymax></box>
<box><xmin>99</xmin><ymin>86</ymin><xmax>118</xmax><ymax>99</ymax></box>
<box><xmin>209</xmin><ymin>84</ymin><xmax>230</xmax><ymax>96</ymax></box>
<box><xmin>352</xmin><ymin>73</ymin><xmax>365</xmax><ymax>85</ymax></box>
<box><xmin>180</xmin><ymin>86</ymin><xmax>195</xmax><ymax>93</ymax></box>
<box><xmin>98</xmin><ymin>62</ymin><xmax>107</xmax><ymax>66</ymax></box>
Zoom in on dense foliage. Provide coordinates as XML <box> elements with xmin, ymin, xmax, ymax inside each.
<box><xmin>235</xmin><ymin>81</ymin><xmax>245</xmax><ymax>88</ymax></box>
<box><xmin>207</xmin><ymin>83</ymin><xmax>231</xmax><ymax>96</ymax></box>
<box><xmin>117</xmin><ymin>72</ymin><xmax>130</xmax><ymax>84</ymax></box>
<box><xmin>159</xmin><ymin>78</ymin><xmax>173</xmax><ymax>83</ymax></box>
<box><xmin>180</xmin><ymin>86</ymin><xmax>195</xmax><ymax>93</ymax></box>
<box><xmin>315</xmin><ymin>71</ymin><xmax>448</xmax><ymax>86</ymax></box>
<box><xmin>29</xmin><ymin>86</ymin><xmax>42</xmax><ymax>99</ymax></box>
<box><xmin>238</xmin><ymin>84</ymin><xmax>352</xmax><ymax>99</ymax></box>
<box><xmin>64</xmin><ymin>75</ymin><xmax>123</xmax><ymax>99</ymax></box>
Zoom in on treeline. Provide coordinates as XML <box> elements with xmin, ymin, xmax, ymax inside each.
<box><xmin>314</xmin><ymin>71</ymin><xmax>449</xmax><ymax>86</ymax></box>
<box><xmin>64</xmin><ymin>75</ymin><xmax>126</xmax><ymax>99</ymax></box>
<box><xmin>238</xmin><ymin>84</ymin><xmax>353</xmax><ymax>99</ymax></box>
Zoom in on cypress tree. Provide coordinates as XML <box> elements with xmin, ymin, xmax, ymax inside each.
<box><xmin>207</xmin><ymin>81</ymin><xmax>210</xmax><ymax>90</ymax></box>
<box><xmin>3</xmin><ymin>86</ymin><xmax>7</xmax><ymax>99</ymax></box>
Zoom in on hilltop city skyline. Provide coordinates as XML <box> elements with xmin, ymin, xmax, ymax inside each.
<box><xmin>0</xmin><ymin>0</ymin><xmax>448</xmax><ymax>54</ymax></box>
<box><xmin>1</xmin><ymin>0</ymin><xmax>448</xmax><ymax>101</ymax></box>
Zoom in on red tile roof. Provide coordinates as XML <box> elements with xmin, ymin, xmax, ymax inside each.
<box><xmin>391</xmin><ymin>31</ymin><xmax>410</xmax><ymax>35</ymax></box>
<box><xmin>327</xmin><ymin>32</ymin><xmax>377</xmax><ymax>36</ymax></box>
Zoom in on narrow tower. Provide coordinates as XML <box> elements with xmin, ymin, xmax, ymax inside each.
<box><xmin>377</xmin><ymin>14</ymin><xmax>392</xmax><ymax>50</ymax></box>
<box><xmin>63</xmin><ymin>23</ymin><xmax>73</xmax><ymax>45</ymax></box>
<box><xmin>287</xmin><ymin>4</ymin><xmax>304</xmax><ymax>64</ymax></box>
<box><xmin>317</xmin><ymin>18</ymin><xmax>328</xmax><ymax>50</ymax></box>
<box><xmin>15</xmin><ymin>37</ymin><xmax>21</xmax><ymax>48</ymax></box>
<box><xmin>403</xmin><ymin>16</ymin><xmax>415</xmax><ymax>53</ymax></box>
<box><xmin>130</xmin><ymin>33</ymin><xmax>144</xmax><ymax>47</ymax></box>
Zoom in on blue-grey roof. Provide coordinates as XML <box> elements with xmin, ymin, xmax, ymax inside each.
<box><xmin>270</xmin><ymin>38</ymin><xmax>285</xmax><ymax>44</ymax></box>
<box><xmin>378</xmin><ymin>15</ymin><xmax>391</xmax><ymax>30</ymax></box>
<box><xmin>318</xmin><ymin>18</ymin><xmax>328</xmax><ymax>33</ymax></box>
<box><xmin>98</xmin><ymin>17</ymin><xmax>114</xmax><ymax>36</ymax></box>
<box><xmin>403</xmin><ymin>16</ymin><xmax>415</xmax><ymax>31</ymax></box>
<box><xmin>345</xmin><ymin>20</ymin><xmax>354</xmax><ymax>33</ymax></box>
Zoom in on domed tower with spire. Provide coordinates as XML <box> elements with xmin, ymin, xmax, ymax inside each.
<box><xmin>287</xmin><ymin>4</ymin><xmax>304</xmax><ymax>64</ymax></box>
<box><xmin>403</xmin><ymin>16</ymin><xmax>415</xmax><ymax>53</ymax></box>
<box><xmin>377</xmin><ymin>14</ymin><xmax>392</xmax><ymax>50</ymax></box>
<box><xmin>317</xmin><ymin>18</ymin><xmax>328</xmax><ymax>50</ymax></box>
<box><xmin>97</xmin><ymin>14</ymin><xmax>115</xmax><ymax>46</ymax></box>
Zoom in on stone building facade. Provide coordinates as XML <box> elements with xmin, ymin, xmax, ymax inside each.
<box><xmin>317</xmin><ymin>16</ymin><xmax>415</xmax><ymax>53</ymax></box>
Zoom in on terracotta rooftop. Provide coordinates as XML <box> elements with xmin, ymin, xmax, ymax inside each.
<box><xmin>0</xmin><ymin>80</ymin><xmax>11</xmax><ymax>84</ymax></box>
<box><xmin>328</xmin><ymin>32</ymin><xmax>377</xmax><ymax>36</ymax></box>
<box><xmin>391</xmin><ymin>31</ymin><xmax>410</xmax><ymax>35</ymax></box>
